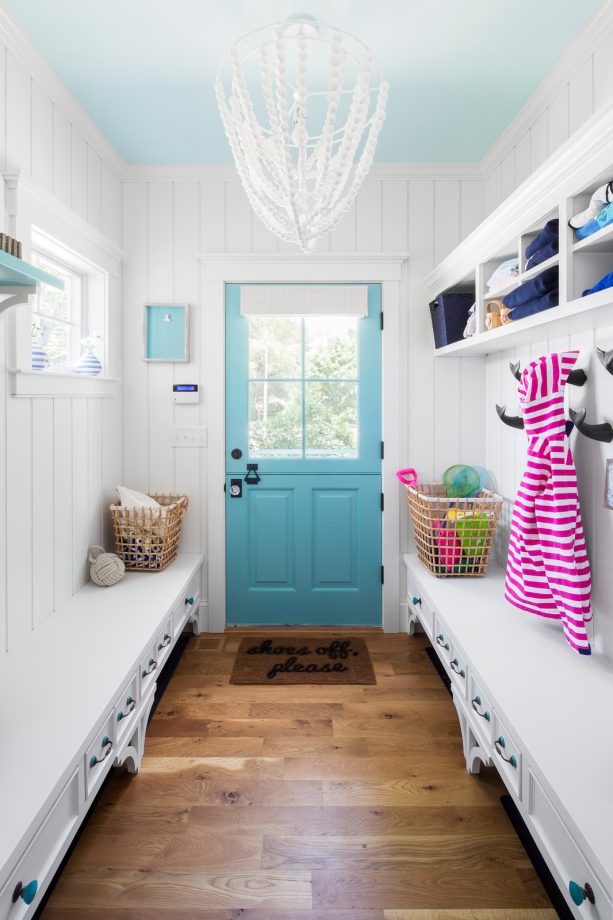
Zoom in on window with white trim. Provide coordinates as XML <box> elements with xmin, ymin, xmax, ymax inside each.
<box><xmin>29</xmin><ymin>231</ymin><xmax>106</xmax><ymax>374</ymax></box>
<box><xmin>30</xmin><ymin>252</ymin><xmax>84</xmax><ymax>370</ymax></box>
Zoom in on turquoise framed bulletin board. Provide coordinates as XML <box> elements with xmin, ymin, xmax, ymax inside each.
<box><xmin>143</xmin><ymin>304</ymin><xmax>189</xmax><ymax>362</ymax></box>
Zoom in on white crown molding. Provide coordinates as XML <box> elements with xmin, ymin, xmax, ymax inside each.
<box><xmin>3</xmin><ymin>170</ymin><xmax>126</xmax><ymax>262</ymax></box>
<box><xmin>0</xmin><ymin>3</ymin><xmax>124</xmax><ymax>178</ymax></box>
<box><xmin>426</xmin><ymin>98</ymin><xmax>613</xmax><ymax>299</ymax></box>
<box><xmin>480</xmin><ymin>0</ymin><xmax>613</xmax><ymax>178</ymax></box>
<box><xmin>200</xmin><ymin>252</ymin><xmax>408</xmax><ymax>282</ymax></box>
<box><xmin>121</xmin><ymin>162</ymin><xmax>483</xmax><ymax>183</ymax></box>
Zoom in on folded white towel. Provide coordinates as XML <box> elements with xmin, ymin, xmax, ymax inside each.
<box><xmin>115</xmin><ymin>486</ymin><xmax>161</xmax><ymax>510</ymax></box>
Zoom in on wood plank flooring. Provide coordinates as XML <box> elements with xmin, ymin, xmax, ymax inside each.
<box><xmin>41</xmin><ymin>632</ymin><xmax>556</xmax><ymax>919</ymax></box>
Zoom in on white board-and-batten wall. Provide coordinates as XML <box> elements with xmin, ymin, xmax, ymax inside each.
<box><xmin>479</xmin><ymin>7</ymin><xmax>613</xmax><ymax>657</ymax></box>
<box><xmin>0</xmin><ymin>9</ymin><xmax>124</xmax><ymax>653</ymax></box>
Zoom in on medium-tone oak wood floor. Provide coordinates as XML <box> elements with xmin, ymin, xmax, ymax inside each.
<box><xmin>42</xmin><ymin>631</ymin><xmax>556</xmax><ymax>919</ymax></box>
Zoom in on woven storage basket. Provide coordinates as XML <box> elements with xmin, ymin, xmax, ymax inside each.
<box><xmin>110</xmin><ymin>493</ymin><xmax>188</xmax><ymax>572</ymax></box>
<box><xmin>407</xmin><ymin>483</ymin><xmax>502</xmax><ymax>577</ymax></box>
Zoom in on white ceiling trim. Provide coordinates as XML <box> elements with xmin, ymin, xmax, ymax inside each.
<box><xmin>121</xmin><ymin>163</ymin><xmax>483</xmax><ymax>182</ymax></box>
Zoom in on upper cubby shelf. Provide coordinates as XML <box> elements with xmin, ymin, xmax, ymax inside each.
<box><xmin>0</xmin><ymin>247</ymin><xmax>63</xmax><ymax>315</ymax></box>
<box><xmin>428</xmin><ymin>100</ymin><xmax>613</xmax><ymax>357</ymax></box>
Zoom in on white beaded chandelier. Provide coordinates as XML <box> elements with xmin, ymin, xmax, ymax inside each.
<box><xmin>215</xmin><ymin>15</ymin><xmax>389</xmax><ymax>253</ymax></box>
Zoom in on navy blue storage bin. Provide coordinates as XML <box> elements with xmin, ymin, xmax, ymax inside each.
<box><xmin>429</xmin><ymin>293</ymin><xmax>474</xmax><ymax>348</ymax></box>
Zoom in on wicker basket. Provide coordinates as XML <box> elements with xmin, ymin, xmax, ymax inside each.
<box><xmin>407</xmin><ymin>483</ymin><xmax>502</xmax><ymax>577</ymax></box>
<box><xmin>110</xmin><ymin>493</ymin><xmax>188</xmax><ymax>572</ymax></box>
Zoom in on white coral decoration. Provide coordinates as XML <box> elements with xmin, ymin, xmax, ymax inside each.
<box><xmin>216</xmin><ymin>16</ymin><xmax>389</xmax><ymax>253</ymax></box>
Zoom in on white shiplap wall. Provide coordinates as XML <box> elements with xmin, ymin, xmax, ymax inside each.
<box><xmin>121</xmin><ymin>171</ymin><xmax>488</xmax><ymax>619</ymax></box>
<box><xmin>484</xmin><ymin>4</ymin><xmax>613</xmax><ymax>210</ymax></box>
<box><xmin>481</xmin><ymin>12</ymin><xmax>613</xmax><ymax>656</ymax></box>
<box><xmin>0</xmin><ymin>19</ymin><xmax>124</xmax><ymax>652</ymax></box>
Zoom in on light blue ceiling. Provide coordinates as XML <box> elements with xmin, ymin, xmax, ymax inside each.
<box><xmin>3</xmin><ymin>0</ymin><xmax>602</xmax><ymax>165</ymax></box>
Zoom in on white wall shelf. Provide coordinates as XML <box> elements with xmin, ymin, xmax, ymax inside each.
<box><xmin>426</xmin><ymin>100</ymin><xmax>613</xmax><ymax>359</ymax></box>
<box><xmin>434</xmin><ymin>287</ymin><xmax>613</xmax><ymax>356</ymax></box>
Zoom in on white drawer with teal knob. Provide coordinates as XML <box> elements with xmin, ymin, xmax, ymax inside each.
<box><xmin>448</xmin><ymin>644</ymin><xmax>468</xmax><ymax>698</ymax></box>
<box><xmin>139</xmin><ymin>642</ymin><xmax>159</xmax><ymax>694</ymax></box>
<box><xmin>0</xmin><ymin>769</ymin><xmax>80</xmax><ymax>918</ymax></box>
<box><xmin>156</xmin><ymin>617</ymin><xmax>173</xmax><ymax>665</ymax></box>
<box><xmin>434</xmin><ymin>619</ymin><xmax>452</xmax><ymax>662</ymax></box>
<box><xmin>114</xmin><ymin>673</ymin><xmax>139</xmax><ymax>743</ymax></box>
<box><xmin>468</xmin><ymin>673</ymin><xmax>493</xmax><ymax>744</ymax></box>
<box><xmin>85</xmin><ymin>714</ymin><xmax>115</xmax><ymax>798</ymax></box>
<box><xmin>492</xmin><ymin>712</ymin><xmax>521</xmax><ymax>798</ymax></box>
<box><xmin>408</xmin><ymin>586</ymin><xmax>434</xmax><ymax>638</ymax></box>
<box><xmin>528</xmin><ymin>771</ymin><xmax>610</xmax><ymax>919</ymax></box>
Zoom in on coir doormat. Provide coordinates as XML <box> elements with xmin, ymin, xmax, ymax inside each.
<box><xmin>230</xmin><ymin>637</ymin><xmax>377</xmax><ymax>685</ymax></box>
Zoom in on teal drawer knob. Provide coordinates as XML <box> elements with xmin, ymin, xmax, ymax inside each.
<box><xmin>495</xmin><ymin>736</ymin><xmax>517</xmax><ymax>768</ymax></box>
<box><xmin>436</xmin><ymin>634</ymin><xmax>449</xmax><ymax>651</ymax></box>
<box><xmin>158</xmin><ymin>633</ymin><xmax>172</xmax><ymax>650</ymax></box>
<box><xmin>185</xmin><ymin>596</ymin><xmax>195</xmax><ymax>606</ymax></box>
<box><xmin>450</xmin><ymin>658</ymin><xmax>465</xmax><ymax>678</ymax></box>
<box><xmin>117</xmin><ymin>697</ymin><xmax>135</xmax><ymax>721</ymax></box>
<box><xmin>12</xmin><ymin>879</ymin><xmax>38</xmax><ymax>905</ymax></box>
<box><xmin>412</xmin><ymin>596</ymin><xmax>421</xmax><ymax>606</ymax></box>
<box><xmin>89</xmin><ymin>736</ymin><xmax>113</xmax><ymax>768</ymax></box>
<box><xmin>142</xmin><ymin>658</ymin><xmax>158</xmax><ymax>678</ymax></box>
<box><xmin>569</xmin><ymin>880</ymin><xmax>595</xmax><ymax>906</ymax></box>
<box><xmin>471</xmin><ymin>696</ymin><xmax>491</xmax><ymax>721</ymax></box>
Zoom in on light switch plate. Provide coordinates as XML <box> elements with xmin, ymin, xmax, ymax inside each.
<box><xmin>170</xmin><ymin>427</ymin><xmax>207</xmax><ymax>447</ymax></box>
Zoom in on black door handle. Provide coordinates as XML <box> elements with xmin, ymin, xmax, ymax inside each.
<box><xmin>244</xmin><ymin>464</ymin><xmax>261</xmax><ymax>484</ymax></box>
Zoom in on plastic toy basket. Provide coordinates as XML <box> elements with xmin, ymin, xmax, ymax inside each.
<box><xmin>407</xmin><ymin>483</ymin><xmax>502</xmax><ymax>577</ymax></box>
<box><xmin>110</xmin><ymin>493</ymin><xmax>188</xmax><ymax>572</ymax></box>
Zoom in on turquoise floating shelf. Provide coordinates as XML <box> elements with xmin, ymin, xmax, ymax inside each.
<box><xmin>0</xmin><ymin>248</ymin><xmax>64</xmax><ymax>289</ymax></box>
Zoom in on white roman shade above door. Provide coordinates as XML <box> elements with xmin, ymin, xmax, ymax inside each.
<box><xmin>239</xmin><ymin>284</ymin><xmax>368</xmax><ymax>317</ymax></box>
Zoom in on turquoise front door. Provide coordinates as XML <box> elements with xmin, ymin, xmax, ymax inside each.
<box><xmin>225</xmin><ymin>283</ymin><xmax>382</xmax><ymax>626</ymax></box>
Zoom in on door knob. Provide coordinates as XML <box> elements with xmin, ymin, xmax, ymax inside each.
<box><xmin>231</xmin><ymin>448</ymin><xmax>242</xmax><ymax>459</ymax></box>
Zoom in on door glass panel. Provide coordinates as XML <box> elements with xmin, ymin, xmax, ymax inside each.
<box><xmin>305</xmin><ymin>316</ymin><xmax>358</xmax><ymax>379</ymax></box>
<box><xmin>305</xmin><ymin>382</ymin><xmax>358</xmax><ymax>458</ymax></box>
<box><xmin>249</xmin><ymin>316</ymin><xmax>302</xmax><ymax>379</ymax></box>
<box><xmin>249</xmin><ymin>381</ymin><xmax>303</xmax><ymax>457</ymax></box>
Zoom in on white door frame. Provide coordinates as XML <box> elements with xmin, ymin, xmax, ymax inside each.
<box><xmin>202</xmin><ymin>252</ymin><xmax>408</xmax><ymax>633</ymax></box>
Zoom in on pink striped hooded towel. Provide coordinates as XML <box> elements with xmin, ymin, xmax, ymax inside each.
<box><xmin>505</xmin><ymin>351</ymin><xmax>592</xmax><ymax>655</ymax></box>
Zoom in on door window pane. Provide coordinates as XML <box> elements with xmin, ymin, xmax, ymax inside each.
<box><xmin>306</xmin><ymin>382</ymin><xmax>358</xmax><ymax>458</ymax></box>
<box><xmin>305</xmin><ymin>316</ymin><xmax>357</xmax><ymax>379</ymax></box>
<box><xmin>249</xmin><ymin>316</ymin><xmax>302</xmax><ymax>379</ymax></box>
<box><xmin>249</xmin><ymin>381</ymin><xmax>303</xmax><ymax>457</ymax></box>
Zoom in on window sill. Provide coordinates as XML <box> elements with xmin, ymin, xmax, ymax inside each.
<box><xmin>9</xmin><ymin>369</ymin><xmax>121</xmax><ymax>398</ymax></box>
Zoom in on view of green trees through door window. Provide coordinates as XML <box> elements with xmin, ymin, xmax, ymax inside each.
<box><xmin>248</xmin><ymin>315</ymin><xmax>359</xmax><ymax>458</ymax></box>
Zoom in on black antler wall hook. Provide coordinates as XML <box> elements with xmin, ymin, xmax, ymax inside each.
<box><xmin>509</xmin><ymin>361</ymin><xmax>587</xmax><ymax>387</ymax></box>
<box><xmin>596</xmin><ymin>347</ymin><xmax>613</xmax><ymax>376</ymax></box>
<box><xmin>568</xmin><ymin>408</ymin><xmax>613</xmax><ymax>443</ymax></box>
<box><xmin>496</xmin><ymin>404</ymin><xmax>524</xmax><ymax>429</ymax></box>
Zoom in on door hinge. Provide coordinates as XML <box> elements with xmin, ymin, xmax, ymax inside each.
<box><xmin>380</xmin><ymin>492</ymin><xmax>384</xmax><ymax>512</ymax></box>
<box><xmin>380</xmin><ymin>312</ymin><xmax>384</xmax><ymax>331</ymax></box>
<box><xmin>380</xmin><ymin>440</ymin><xmax>384</xmax><ymax>460</ymax></box>
<box><xmin>381</xmin><ymin>565</ymin><xmax>385</xmax><ymax>585</ymax></box>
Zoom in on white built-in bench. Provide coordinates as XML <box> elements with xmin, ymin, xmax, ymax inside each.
<box><xmin>404</xmin><ymin>553</ymin><xmax>613</xmax><ymax>919</ymax></box>
<box><xmin>0</xmin><ymin>553</ymin><xmax>203</xmax><ymax>919</ymax></box>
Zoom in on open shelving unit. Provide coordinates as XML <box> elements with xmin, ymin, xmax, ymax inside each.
<box><xmin>427</xmin><ymin>100</ymin><xmax>613</xmax><ymax>358</ymax></box>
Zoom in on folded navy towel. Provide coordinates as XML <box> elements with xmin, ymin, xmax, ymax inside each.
<box><xmin>582</xmin><ymin>271</ymin><xmax>613</xmax><ymax>297</ymax></box>
<box><xmin>525</xmin><ymin>219</ymin><xmax>559</xmax><ymax>261</ymax></box>
<box><xmin>525</xmin><ymin>241</ymin><xmax>558</xmax><ymax>271</ymax></box>
<box><xmin>503</xmin><ymin>267</ymin><xmax>558</xmax><ymax>308</ymax></box>
<box><xmin>507</xmin><ymin>290</ymin><xmax>558</xmax><ymax>321</ymax></box>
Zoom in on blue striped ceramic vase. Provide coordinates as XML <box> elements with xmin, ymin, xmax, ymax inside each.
<box><xmin>31</xmin><ymin>343</ymin><xmax>49</xmax><ymax>370</ymax></box>
<box><xmin>75</xmin><ymin>350</ymin><xmax>102</xmax><ymax>376</ymax></box>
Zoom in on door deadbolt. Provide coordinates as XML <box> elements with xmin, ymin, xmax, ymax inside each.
<box><xmin>231</xmin><ymin>448</ymin><xmax>242</xmax><ymax>459</ymax></box>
